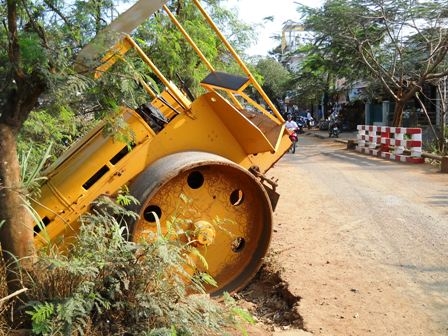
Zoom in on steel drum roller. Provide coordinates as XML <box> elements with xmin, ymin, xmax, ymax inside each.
<box><xmin>126</xmin><ymin>151</ymin><xmax>273</xmax><ymax>295</ymax></box>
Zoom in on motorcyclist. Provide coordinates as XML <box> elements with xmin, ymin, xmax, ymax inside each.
<box><xmin>328</xmin><ymin>112</ymin><xmax>341</xmax><ymax>137</ymax></box>
<box><xmin>285</xmin><ymin>114</ymin><xmax>299</xmax><ymax>132</ymax></box>
<box><xmin>285</xmin><ymin>114</ymin><xmax>299</xmax><ymax>153</ymax></box>
<box><xmin>306</xmin><ymin>110</ymin><xmax>314</xmax><ymax>129</ymax></box>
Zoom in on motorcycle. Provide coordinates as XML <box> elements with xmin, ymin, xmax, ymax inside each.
<box><xmin>296</xmin><ymin>118</ymin><xmax>305</xmax><ymax>134</ymax></box>
<box><xmin>308</xmin><ymin>118</ymin><xmax>315</xmax><ymax>129</ymax></box>
<box><xmin>328</xmin><ymin>120</ymin><xmax>340</xmax><ymax>138</ymax></box>
<box><xmin>288</xmin><ymin>128</ymin><xmax>298</xmax><ymax>153</ymax></box>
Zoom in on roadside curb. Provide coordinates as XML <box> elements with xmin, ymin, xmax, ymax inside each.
<box><xmin>304</xmin><ymin>131</ymin><xmax>353</xmax><ymax>143</ymax></box>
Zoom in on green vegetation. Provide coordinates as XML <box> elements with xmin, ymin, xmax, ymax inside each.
<box><xmin>0</xmin><ymin>0</ymin><xmax>258</xmax><ymax>297</ymax></box>
<box><xmin>3</xmin><ymin>0</ymin><xmax>447</xmax><ymax>331</ymax></box>
<box><xmin>254</xmin><ymin>58</ymin><xmax>291</xmax><ymax>107</ymax></box>
<box><xmin>1</xmin><ymin>196</ymin><xmax>253</xmax><ymax>335</ymax></box>
<box><xmin>1</xmin><ymin>1</ymin><xmax>262</xmax><ymax>331</ymax></box>
<box><xmin>290</xmin><ymin>0</ymin><xmax>448</xmax><ymax>146</ymax></box>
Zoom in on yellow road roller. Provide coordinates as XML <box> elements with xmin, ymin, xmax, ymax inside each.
<box><xmin>32</xmin><ymin>0</ymin><xmax>292</xmax><ymax>295</ymax></box>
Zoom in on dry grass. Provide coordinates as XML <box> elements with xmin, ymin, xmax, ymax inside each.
<box><xmin>0</xmin><ymin>255</ymin><xmax>15</xmax><ymax>335</ymax></box>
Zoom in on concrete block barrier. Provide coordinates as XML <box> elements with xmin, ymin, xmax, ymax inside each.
<box><xmin>356</xmin><ymin>125</ymin><xmax>424</xmax><ymax>163</ymax></box>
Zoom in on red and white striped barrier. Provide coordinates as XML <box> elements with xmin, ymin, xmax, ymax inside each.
<box><xmin>356</xmin><ymin>125</ymin><xmax>424</xmax><ymax>163</ymax></box>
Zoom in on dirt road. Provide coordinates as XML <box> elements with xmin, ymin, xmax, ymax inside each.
<box><xmin>242</xmin><ymin>133</ymin><xmax>448</xmax><ymax>336</ymax></box>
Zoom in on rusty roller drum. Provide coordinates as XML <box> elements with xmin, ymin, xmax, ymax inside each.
<box><xmin>126</xmin><ymin>151</ymin><xmax>272</xmax><ymax>295</ymax></box>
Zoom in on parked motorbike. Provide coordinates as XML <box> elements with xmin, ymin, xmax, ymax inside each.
<box><xmin>296</xmin><ymin>118</ymin><xmax>305</xmax><ymax>134</ymax></box>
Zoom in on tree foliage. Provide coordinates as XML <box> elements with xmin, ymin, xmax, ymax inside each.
<box><xmin>297</xmin><ymin>0</ymin><xmax>448</xmax><ymax>127</ymax></box>
<box><xmin>0</xmin><ymin>0</ymin><xmax>255</xmax><ymax>144</ymax></box>
<box><xmin>255</xmin><ymin>57</ymin><xmax>291</xmax><ymax>105</ymax></box>
<box><xmin>0</xmin><ymin>0</ymin><xmax>255</xmax><ymax>300</ymax></box>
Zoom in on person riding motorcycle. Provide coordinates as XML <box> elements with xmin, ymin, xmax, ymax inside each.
<box><xmin>285</xmin><ymin>113</ymin><xmax>299</xmax><ymax>132</ymax></box>
<box><xmin>328</xmin><ymin>112</ymin><xmax>341</xmax><ymax>138</ymax></box>
<box><xmin>285</xmin><ymin>114</ymin><xmax>299</xmax><ymax>153</ymax></box>
<box><xmin>306</xmin><ymin>110</ymin><xmax>314</xmax><ymax>129</ymax></box>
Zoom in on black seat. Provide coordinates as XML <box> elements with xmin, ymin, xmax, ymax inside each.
<box><xmin>201</xmin><ymin>71</ymin><xmax>249</xmax><ymax>91</ymax></box>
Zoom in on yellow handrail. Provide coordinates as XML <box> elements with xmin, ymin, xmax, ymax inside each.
<box><xmin>192</xmin><ymin>0</ymin><xmax>284</xmax><ymax>123</ymax></box>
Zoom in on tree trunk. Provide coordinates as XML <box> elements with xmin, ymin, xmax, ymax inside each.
<box><xmin>437</xmin><ymin>83</ymin><xmax>447</xmax><ymax>154</ymax></box>
<box><xmin>392</xmin><ymin>100</ymin><xmax>406</xmax><ymax>127</ymax></box>
<box><xmin>0</xmin><ymin>124</ymin><xmax>35</xmax><ymax>293</ymax></box>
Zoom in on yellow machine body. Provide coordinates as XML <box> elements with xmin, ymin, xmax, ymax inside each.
<box><xmin>32</xmin><ymin>0</ymin><xmax>292</xmax><ymax>294</ymax></box>
<box><xmin>34</xmin><ymin>92</ymin><xmax>290</xmax><ymax>245</ymax></box>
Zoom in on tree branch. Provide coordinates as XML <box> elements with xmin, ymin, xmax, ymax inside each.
<box><xmin>42</xmin><ymin>0</ymin><xmax>71</xmax><ymax>27</ymax></box>
<box><xmin>6</xmin><ymin>0</ymin><xmax>24</xmax><ymax>80</ymax></box>
<box><xmin>415</xmin><ymin>91</ymin><xmax>439</xmax><ymax>142</ymax></box>
<box><xmin>0</xmin><ymin>287</ymin><xmax>28</xmax><ymax>307</ymax></box>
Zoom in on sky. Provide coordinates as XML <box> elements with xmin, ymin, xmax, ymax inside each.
<box><xmin>223</xmin><ymin>0</ymin><xmax>323</xmax><ymax>56</ymax></box>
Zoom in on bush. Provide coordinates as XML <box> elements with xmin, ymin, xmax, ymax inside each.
<box><xmin>1</xmin><ymin>197</ymin><xmax>253</xmax><ymax>335</ymax></box>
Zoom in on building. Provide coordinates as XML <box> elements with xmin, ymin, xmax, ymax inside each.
<box><xmin>280</xmin><ymin>20</ymin><xmax>311</xmax><ymax>71</ymax></box>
